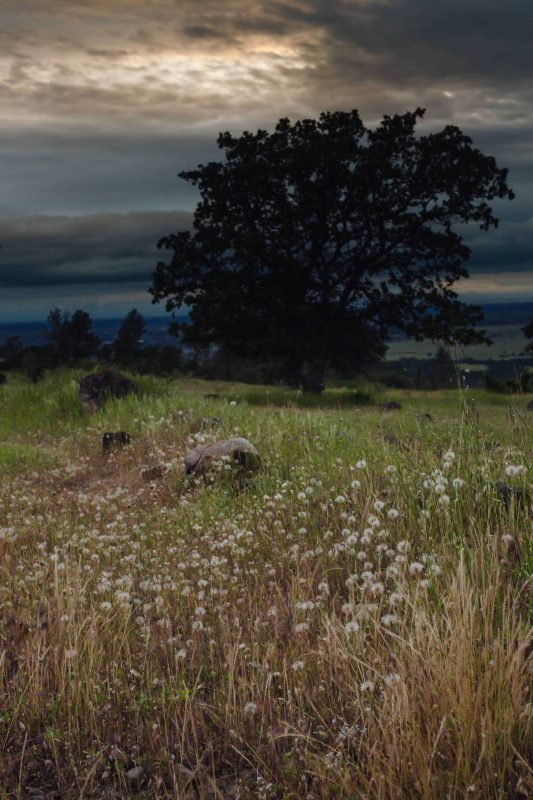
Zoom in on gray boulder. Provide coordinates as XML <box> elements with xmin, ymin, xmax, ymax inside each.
<box><xmin>79</xmin><ymin>371</ymin><xmax>137</xmax><ymax>412</ymax></box>
<box><xmin>184</xmin><ymin>437</ymin><xmax>259</xmax><ymax>476</ymax></box>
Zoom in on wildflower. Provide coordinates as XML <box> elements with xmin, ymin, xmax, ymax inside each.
<box><xmin>439</xmin><ymin>494</ymin><xmax>451</xmax><ymax>508</ymax></box>
<box><xmin>396</xmin><ymin>540</ymin><xmax>409</xmax><ymax>553</ymax></box>
<box><xmin>65</xmin><ymin>648</ymin><xmax>77</xmax><ymax>660</ymax></box>
<box><xmin>385</xmin><ymin>464</ymin><xmax>397</xmax><ymax>473</ymax></box>
<box><xmin>229</xmin><ymin>400</ymin><xmax>237</xmax><ymax>407</ymax></box>
<box><xmin>341</xmin><ymin>602</ymin><xmax>353</xmax><ymax>615</ymax></box>
<box><xmin>350</xmin><ymin>479</ymin><xmax>361</xmax><ymax>489</ymax></box>
<box><xmin>381</xmin><ymin>613</ymin><xmax>397</xmax><ymax>627</ymax></box>
<box><xmin>244</xmin><ymin>701</ymin><xmax>258</xmax><ymax>715</ymax></box>
<box><xmin>389</xmin><ymin>593</ymin><xmax>401</xmax><ymax>607</ymax></box>
<box><xmin>444</xmin><ymin>450</ymin><xmax>456</xmax><ymax>461</ymax></box>
<box><xmin>409</xmin><ymin>561</ymin><xmax>424</xmax><ymax>575</ymax></box>
<box><xmin>387</xmin><ymin>508</ymin><xmax>400</xmax><ymax>519</ymax></box>
<box><xmin>335</xmin><ymin>495</ymin><xmax>346</xmax><ymax>504</ymax></box>
<box><xmin>384</xmin><ymin>672</ymin><xmax>401</xmax><ymax>687</ymax></box>
<box><xmin>296</xmin><ymin>601</ymin><xmax>315</xmax><ymax>611</ymax></box>
<box><xmin>344</xmin><ymin>620</ymin><xmax>360</xmax><ymax>634</ymax></box>
<box><xmin>291</xmin><ymin>660</ymin><xmax>305</xmax><ymax>671</ymax></box>
<box><xmin>505</xmin><ymin>464</ymin><xmax>526</xmax><ymax>477</ymax></box>
<box><xmin>356</xmin><ymin>460</ymin><xmax>367</xmax><ymax>469</ymax></box>
<box><xmin>100</xmin><ymin>601</ymin><xmax>112</xmax><ymax>611</ymax></box>
<box><xmin>192</xmin><ymin>620</ymin><xmax>204</xmax><ymax>631</ymax></box>
<box><xmin>317</xmin><ymin>581</ymin><xmax>329</xmax><ymax>595</ymax></box>
<box><xmin>360</xmin><ymin>680</ymin><xmax>374</xmax><ymax>692</ymax></box>
<box><xmin>374</xmin><ymin>500</ymin><xmax>385</xmax><ymax>511</ymax></box>
<box><xmin>195</xmin><ymin>606</ymin><xmax>206</xmax><ymax>616</ymax></box>
<box><xmin>294</xmin><ymin>622</ymin><xmax>310</xmax><ymax>633</ymax></box>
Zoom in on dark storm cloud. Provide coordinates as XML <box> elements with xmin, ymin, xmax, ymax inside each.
<box><xmin>1</xmin><ymin>209</ymin><xmax>530</xmax><ymax>291</ymax></box>
<box><xmin>1</xmin><ymin>1</ymin><xmax>532</xmax><ymax>308</ymax></box>
<box><xmin>0</xmin><ymin>128</ymin><xmax>219</xmax><ymax>216</ymax></box>
<box><xmin>0</xmin><ymin>211</ymin><xmax>192</xmax><ymax>287</ymax></box>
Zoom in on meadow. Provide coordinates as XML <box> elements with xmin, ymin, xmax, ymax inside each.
<box><xmin>0</xmin><ymin>371</ymin><xmax>531</xmax><ymax>799</ymax></box>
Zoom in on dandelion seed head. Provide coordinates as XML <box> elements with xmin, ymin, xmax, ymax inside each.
<box><xmin>344</xmin><ymin>620</ymin><xmax>360</xmax><ymax>634</ymax></box>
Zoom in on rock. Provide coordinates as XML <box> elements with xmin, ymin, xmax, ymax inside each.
<box><xmin>125</xmin><ymin>765</ymin><xmax>145</xmax><ymax>785</ymax></box>
<box><xmin>383</xmin><ymin>401</ymin><xmax>402</xmax><ymax>410</ymax></box>
<box><xmin>102</xmin><ymin>431</ymin><xmax>131</xmax><ymax>455</ymax></box>
<box><xmin>184</xmin><ymin>437</ymin><xmax>260</xmax><ymax>476</ymax></box>
<box><xmin>141</xmin><ymin>465</ymin><xmax>168</xmax><ymax>481</ymax></box>
<box><xmin>79</xmin><ymin>371</ymin><xmax>137</xmax><ymax>412</ymax></box>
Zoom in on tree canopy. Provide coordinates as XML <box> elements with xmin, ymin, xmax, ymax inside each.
<box><xmin>113</xmin><ymin>308</ymin><xmax>146</xmax><ymax>364</ymax></box>
<box><xmin>46</xmin><ymin>308</ymin><xmax>101</xmax><ymax>363</ymax></box>
<box><xmin>150</xmin><ymin>108</ymin><xmax>514</xmax><ymax>391</ymax></box>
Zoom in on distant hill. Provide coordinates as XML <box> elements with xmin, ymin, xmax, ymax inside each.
<box><xmin>0</xmin><ymin>303</ymin><xmax>531</xmax><ymax>349</ymax></box>
<box><xmin>479</xmin><ymin>301</ymin><xmax>533</xmax><ymax>325</ymax></box>
<box><xmin>0</xmin><ymin>316</ymin><xmax>184</xmax><ymax>347</ymax></box>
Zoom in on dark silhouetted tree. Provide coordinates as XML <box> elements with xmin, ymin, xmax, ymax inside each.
<box><xmin>151</xmin><ymin>109</ymin><xmax>514</xmax><ymax>392</ymax></box>
<box><xmin>113</xmin><ymin>308</ymin><xmax>146</xmax><ymax>364</ymax></box>
<box><xmin>46</xmin><ymin>308</ymin><xmax>101</xmax><ymax>363</ymax></box>
<box><xmin>0</xmin><ymin>336</ymin><xmax>24</xmax><ymax>369</ymax></box>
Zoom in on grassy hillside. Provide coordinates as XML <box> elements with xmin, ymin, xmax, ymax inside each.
<box><xmin>0</xmin><ymin>372</ymin><xmax>531</xmax><ymax>798</ymax></box>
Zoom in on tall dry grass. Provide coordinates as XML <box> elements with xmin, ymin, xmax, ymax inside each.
<box><xmin>0</xmin><ymin>372</ymin><xmax>531</xmax><ymax>798</ymax></box>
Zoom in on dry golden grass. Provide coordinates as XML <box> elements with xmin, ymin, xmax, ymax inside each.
<box><xmin>0</xmin><ymin>373</ymin><xmax>531</xmax><ymax>798</ymax></box>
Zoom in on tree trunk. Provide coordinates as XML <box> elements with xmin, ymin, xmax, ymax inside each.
<box><xmin>301</xmin><ymin>358</ymin><xmax>326</xmax><ymax>394</ymax></box>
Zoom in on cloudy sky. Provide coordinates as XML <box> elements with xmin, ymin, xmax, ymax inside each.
<box><xmin>1</xmin><ymin>0</ymin><xmax>532</xmax><ymax>321</ymax></box>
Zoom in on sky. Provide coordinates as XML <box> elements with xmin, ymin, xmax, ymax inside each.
<box><xmin>0</xmin><ymin>0</ymin><xmax>532</xmax><ymax>321</ymax></box>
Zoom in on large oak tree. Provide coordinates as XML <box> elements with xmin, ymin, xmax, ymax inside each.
<box><xmin>151</xmin><ymin>109</ymin><xmax>514</xmax><ymax>391</ymax></box>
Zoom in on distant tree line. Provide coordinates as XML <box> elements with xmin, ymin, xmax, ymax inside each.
<box><xmin>1</xmin><ymin>308</ymin><xmax>532</xmax><ymax>390</ymax></box>
<box><xmin>0</xmin><ymin>308</ymin><xmax>183</xmax><ymax>383</ymax></box>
